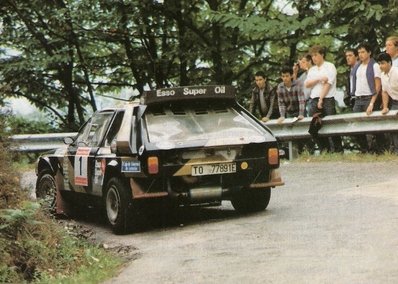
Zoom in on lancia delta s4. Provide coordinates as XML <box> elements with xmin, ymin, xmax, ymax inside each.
<box><xmin>36</xmin><ymin>85</ymin><xmax>284</xmax><ymax>234</ymax></box>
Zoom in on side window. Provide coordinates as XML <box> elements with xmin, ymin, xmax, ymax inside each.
<box><xmin>74</xmin><ymin>112</ymin><xmax>115</xmax><ymax>147</ymax></box>
<box><xmin>105</xmin><ymin>111</ymin><xmax>125</xmax><ymax>147</ymax></box>
<box><xmin>75</xmin><ymin>119</ymin><xmax>93</xmax><ymax>146</ymax></box>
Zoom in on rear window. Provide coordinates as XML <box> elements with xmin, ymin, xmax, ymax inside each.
<box><xmin>145</xmin><ymin>105</ymin><xmax>266</xmax><ymax>146</ymax></box>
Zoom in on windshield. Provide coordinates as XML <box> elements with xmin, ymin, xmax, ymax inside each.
<box><xmin>145</xmin><ymin>105</ymin><xmax>267</xmax><ymax>147</ymax></box>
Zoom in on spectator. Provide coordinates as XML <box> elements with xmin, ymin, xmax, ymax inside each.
<box><xmin>249</xmin><ymin>71</ymin><xmax>278</xmax><ymax>122</ymax></box>
<box><xmin>385</xmin><ymin>36</ymin><xmax>398</xmax><ymax>67</ymax></box>
<box><xmin>304</xmin><ymin>45</ymin><xmax>343</xmax><ymax>153</ymax></box>
<box><xmin>377</xmin><ymin>52</ymin><xmax>398</xmax><ymax>154</ymax></box>
<box><xmin>292</xmin><ymin>60</ymin><xmax>301</xmax><ymax>81</ymax></box>
<box><xmin>297</xmin><ymin>53</ymin><xmax>313</xmax><ymax>115</ymax></box>
<box><xmin>343</xmin><ymin>48</ymin><xmax>359</xmax><ymax>109</ymax></box>
<box><xmin>276</xmin><ymin>66</ymin><xmax>306</xmax><ymax>123</ymax></box>
<box><xmin>351</xmin><ymin>42</ymin><xmax>383</xmax><ymax>153</ymax></box>
<box><xmin>277</xmin><ymin>66</ymin><xmax>308</xmax><ymax>154</ymax></box>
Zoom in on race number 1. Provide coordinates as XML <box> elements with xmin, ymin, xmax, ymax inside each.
<box><xmin>74</xmin><ymin>147</ymin><xmax>91</xmax><ymax>186</ymax></box>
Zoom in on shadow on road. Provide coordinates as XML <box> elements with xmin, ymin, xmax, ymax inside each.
<box><xmin>56</xmin><ymin>200</ymin><xmax>264</xmax><ymax>234</ymax></box>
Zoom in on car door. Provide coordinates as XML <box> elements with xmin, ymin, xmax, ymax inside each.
<box><xmin>63</xmin><ymin>111</ymin><xmax>116</xmax><ymax>195</ymax></box>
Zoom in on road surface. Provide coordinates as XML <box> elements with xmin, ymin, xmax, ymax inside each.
<box><xmin>22</xmin><ymin>160</ymin><xmax>398</xmax><ymax>283</ymax></box>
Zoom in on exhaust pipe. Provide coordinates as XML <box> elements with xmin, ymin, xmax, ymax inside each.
<box><xmin>189</xmin><ymin>186</ymin><xmax>222</xmax><ymax>202</ymax></box>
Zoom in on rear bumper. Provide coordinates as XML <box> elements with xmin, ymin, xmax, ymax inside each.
<box><xmin>248</xmin><ymin>169</ymin><xmax>284</xmax><ymax>189</ymax></box>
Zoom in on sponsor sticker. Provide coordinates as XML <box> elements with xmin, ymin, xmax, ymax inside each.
<box><xmin>74</xmin><ymin>147</ymin><xmax>91</xmax><ymax>186</ymax></box>
<box><xmin>122</xmin><ymin>160</ymin><xmax>141</xmax><ymax>172</ymax></box>
<box><xmin>94</xmin><ymin>159</ymin><xmax>104</xmax><ymax>185</ymax></box>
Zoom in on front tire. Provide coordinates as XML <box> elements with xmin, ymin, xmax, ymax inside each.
<box><xmin>36</xmin><ymin>170</ymin><xmax>57</xmax><ymax>214</ymax></box>
<box><xmin>231</xmin><ymin>188</ymin><xmax>271</xmax><ymax>213</ymax></box>
<box><xmin>105</xmin><ymin>177</ymin><xmax>132</xmax><ymax>234</ymax></box>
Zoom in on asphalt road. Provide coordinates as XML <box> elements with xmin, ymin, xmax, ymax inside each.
<box><xmin>22</xmin><ymin>160</ymin><xmax>398</xmax><ymax>283</ymax></box>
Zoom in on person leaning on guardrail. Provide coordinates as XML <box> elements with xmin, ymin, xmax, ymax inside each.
<box><xmin>276</xmin><ymin>66</ymin><xmax>307</xmax><ymax>153</ymax></box>
<box><xmin>304</xmin><ymin>45</ymin><xmax>343</xmax><ymax>153</ymax></box>
<box><xmin>276</xmin><ymin>66</ymin><xmax>306</xmax><ymax>123</ymax></box>
<box><xmin>377</xmin><ymin>52</ymin><xmax>398</xmax><ymax>154</ymax></box>
<box><xmin>352</xmin><ymin>42</ymin><xmax>387</xmax><ymax>154</ymax></box>
<box><xmin>249</xmin><ymin>71</ymin><xmax>280</xmax><ymax>122</ymax></box>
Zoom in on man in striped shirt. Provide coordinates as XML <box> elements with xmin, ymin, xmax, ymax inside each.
<box><xmin>276</xmin><ymin>66</ymin><xmax>306</xmax><ymax>124</ymax></box>
<box><xmin>276</xmin><ymin>66</ymin><xmax>308</xmax><ymax>154</ymax></box>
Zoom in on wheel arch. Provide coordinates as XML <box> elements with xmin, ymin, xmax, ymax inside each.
<box><xmin>102</xmin><ymin>160</ymin><xmax>130</xmax><ymax>197</ymax></box>
<box><xmin>36</xmin><ymin>157</ymin><xmax>59</xmax><ymax>187</ymax></box>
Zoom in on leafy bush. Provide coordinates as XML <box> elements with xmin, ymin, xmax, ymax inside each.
<box><xmin>6</xmin><ymin>115</ymin><xmax>60</xmax><ymax>135</ymax></box>
<box><xmin>0</xmin><ymin>201</ymin><xmax>121</xmax><ymax>283</ymax></box>
<box><xmin>0</xmin><ymin>116</ymin><xmax>121</xmax><ymax>283</ymax></box>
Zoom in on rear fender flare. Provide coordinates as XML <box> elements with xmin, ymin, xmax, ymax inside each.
<box><xmin>37</xmin><ymin>157</ymin><xmax>57</xmax><ymax>176</ymax></box>
<box><xmin>102</xmin><ymin>160</ymin><xmax>126</xmax><ymax>197</ymax></box>
<box><xmin>36</xmin><ymin>157</ymin><xmax>60</xmax><ymax>190</ymax></box>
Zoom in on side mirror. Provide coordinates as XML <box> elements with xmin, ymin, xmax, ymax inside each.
<box><xmin>110</xmin><ymin>138</ymin><xmax>117</xmax><ymax>153</ymax></box>
<box><xmin>63</xmin><ymin>137</ymin><xmax>74</xmax><ymax>144</ymax></box>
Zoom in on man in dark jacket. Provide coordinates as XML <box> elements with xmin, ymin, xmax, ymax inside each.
<box><xmin>249</xmin><ymin>71</ymin><xmax>279</xmax><ymax>122</ymax></box>
<box><xmin>343</xmin><ymin>48</ymin><xmax>359</xmax><ymax>109</ymax></box>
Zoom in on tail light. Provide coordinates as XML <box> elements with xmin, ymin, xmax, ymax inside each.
<box><xmin>268</xmin><ymin>148</ymin><xmax>279</xmax><ymax>165</ymax></box>
<box><xmin>148</xmin><ymin>156</ymin><xmax>159</xmax><ymax>174</ymax></box>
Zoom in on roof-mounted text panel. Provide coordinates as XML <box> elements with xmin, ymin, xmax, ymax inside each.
<box><xmin>142</xmin><ymin>85</ymin><xmax>236</xmax><ymax>105</ymax></box>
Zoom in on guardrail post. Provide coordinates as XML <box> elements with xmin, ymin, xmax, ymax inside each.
<box><xmin>288</xmin><ymin>141</ymin><xmax>293</xmax><ymax>161</ymax></box>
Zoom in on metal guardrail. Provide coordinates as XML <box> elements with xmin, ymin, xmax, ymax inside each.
<box><xmin>7</xmin><ymin>110</ymin><xmax>398</xmax><ymax>154</ymax></box>
<box><xmin>265</xmin><ymin>110</ymin><xmax>398</xmax><ymax>159</ymax></box>
<box><xmin>265</xmin><ymin>110</ymin><xmax>398</xmax><ymax>140</ymax></box>
<box><xmin>9</xmin><ymin>132</ymin><xmax>77</xmax><ymax>153</ymax></box>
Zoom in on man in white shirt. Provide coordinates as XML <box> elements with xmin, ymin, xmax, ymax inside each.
<box><xmin>377</xmin><ymin>52</ymin><xmax>398</xmax><ymax>154</ymax></box>
<box><xmin>304</xmin><ymin>45</ymin><xmax>343</xmax><ymax>153</ymax></box>
<box><xmin>385</xmin><ymin>36</ymin><xmax>398</xmax><ymax>67</ymax></box>
<box><xmin>351</xmin><ymin>42</ymin><xmax>384</xmax><ymax>153</ymax></box>
<box><xmin>352</xmin><ymin>42</ymin><xmax>381</xmax><ymax>114</ymax></box>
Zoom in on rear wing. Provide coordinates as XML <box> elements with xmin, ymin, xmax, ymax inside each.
<box><xmin>141</xmin><ymin>85</ymin><xmax>236</xmax><ymax>105</ymax></box>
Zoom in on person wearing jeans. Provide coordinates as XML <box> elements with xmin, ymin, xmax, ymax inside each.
<box><xmin>304</xmin><ymin>45</ymin><xmax>343</xmax><ymax>153</ymax></box>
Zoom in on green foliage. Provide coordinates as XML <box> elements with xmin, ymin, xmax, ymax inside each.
<box><xmin>0</xmin><ymin>201</ymin><xmax>121</xmax><ymax>283</ymax></box>
<box><xmin>0</xmin><ymin>202</ymin><xmax>42</xmax><ymax>231</ymax></box>
<box><xmin>0</xmin><ymin>138</ymin><xmax>122</xmax><ymax>283</ymax></box>
<box><xmin>6</xmin><ymin>115</ymin><xmax>60</xmax><ymax>135</ymax></box>
<box><xmin>1</xmin><ymin>0</ymin><xmax>397</xmax><ymax>123</ymax></box>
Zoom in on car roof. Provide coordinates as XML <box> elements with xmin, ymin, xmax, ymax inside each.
<box><xmin>141</xmin><ymin>85</ymin><xmax>236</xmax><ymax>105</ymax></box>
<box><xmin>98</xmin><ymin>85</ymin><xmax>236</xmax><ymax>112</ymax></box>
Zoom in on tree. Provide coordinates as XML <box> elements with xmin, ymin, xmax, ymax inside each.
<box><xmin>0</xmin><ymin>0</ymin><xmax>97</xmax><ymax>130</ymax></box>
<box><xmin>1</xmin><ymin>0</ymin><xmax>397</xmax><ymax>131</ymax></box>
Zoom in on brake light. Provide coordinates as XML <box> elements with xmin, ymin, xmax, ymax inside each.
<box><xmin>268</xmin><ymin>148</ymin><xmax>279</xmax><ymax>165</ymax></box>
<box><xmin>148</xmin><ymin>156</ymin><xmax>159</xmax><ymax>174</ymax></box>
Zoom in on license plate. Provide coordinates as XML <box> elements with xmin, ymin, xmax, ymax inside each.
<box><xmin>191</xmin><ymin>163</ymin><xmax>236</xmax><ymax>176</ymax></box>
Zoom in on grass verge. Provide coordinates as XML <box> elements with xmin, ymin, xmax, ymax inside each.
<box><xmin>0</xmin><ymin>144</ymin><xmax>124</xmax><ymax>283</ymax></box>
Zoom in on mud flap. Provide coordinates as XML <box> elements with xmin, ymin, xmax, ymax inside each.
<box><xmin>55</xmin><ymin>169</ymin><xmax>73</xmax><ymax>216</ymax></box>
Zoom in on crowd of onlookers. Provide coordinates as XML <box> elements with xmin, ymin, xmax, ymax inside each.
<box><xmin>249</xmin><ymin>36</ymin><xmax>398</xmax><ymax>155</ymax></box>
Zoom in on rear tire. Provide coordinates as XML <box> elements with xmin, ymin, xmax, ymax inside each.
<box><xmin>36</xmin><ymin>170</ymin><xmax>57</xmax><ymax>214</ymax></box>
<box><xmin>231</xmin><ymin>188</ymin><xmax>271</xmax><ymax>213</ymax></box>
<box><xmin>104</xmin><ymin>177</ymin><xmax>133</xmax><ymax>234</ymax></box>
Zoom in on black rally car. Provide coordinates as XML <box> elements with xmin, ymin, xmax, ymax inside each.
<box><xmin>36</xmin><ymin>85</ymin><xmax>284</xmax><ymax>233</ymax></box>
